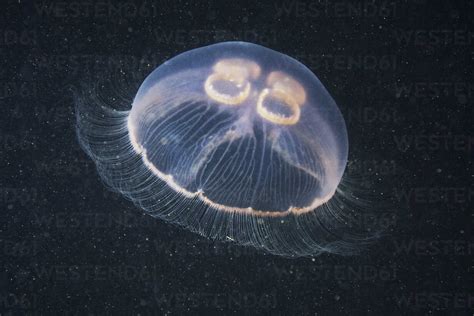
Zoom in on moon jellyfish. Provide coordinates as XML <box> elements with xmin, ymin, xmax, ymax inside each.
<box><xmin>76</xmin><ymin>42</ymin><xmax>380</xmax><ymax>257</ymax></box>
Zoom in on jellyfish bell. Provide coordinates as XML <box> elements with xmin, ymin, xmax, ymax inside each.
<box><xmin>128</xmin><ymin>42</ymin><xmax>347</xmax><ymax>215</ymax></box>
<box><xmin>76</xmin><ymin>41</ymin><xmax>378</xmax><ymax>257</ymax></box>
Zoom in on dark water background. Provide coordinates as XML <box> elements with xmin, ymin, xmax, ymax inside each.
<box><xmin>1</xmin><ymin>0</ymin><xmax>472</xmax><ymax>314</ymax></box>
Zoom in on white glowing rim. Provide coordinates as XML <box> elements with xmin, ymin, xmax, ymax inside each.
<box><xmin>127</xmin><ymin>118</ymin><xmax>335</xmax><ymax>217</ymax></box>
